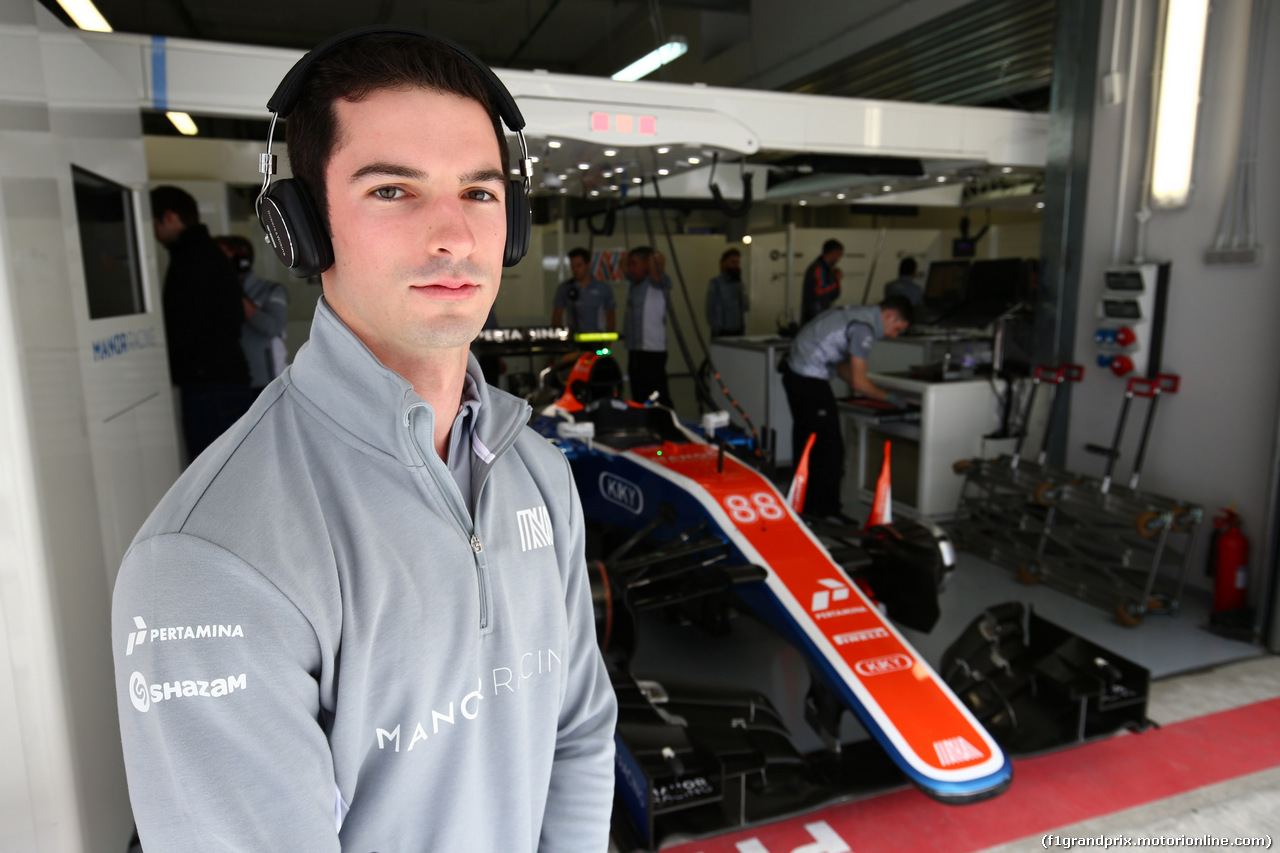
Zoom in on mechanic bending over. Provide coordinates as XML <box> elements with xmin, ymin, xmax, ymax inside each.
<box><xmin>781</xmin><ymin>295</ymin><xmax>914</xmax><ymax>520</ymax></box>
<box><xmin>112</xmin><ymin>28</ymin><xmax>616</xmax><ymax>853</ymax></box>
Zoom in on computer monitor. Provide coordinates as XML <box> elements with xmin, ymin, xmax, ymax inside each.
<box><xmin>71</xmin><ymin>165</ymin><xmax>145</xmax><ymax>320</ymax></box>
<box><xmin>923</xmin><ymin>260</ymin><xmax>970</xmax><ymax>305</ymax></box>
<box><xmin>965</xmin><ymin>258</ymin><xmax>1028</xmax><ymax>306</ymax></box>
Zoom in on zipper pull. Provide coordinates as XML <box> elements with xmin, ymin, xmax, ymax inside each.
<box><xmin>470</xmin><ymin>535</ymin><xmax>483</xmax><ymax>554</ymax></box>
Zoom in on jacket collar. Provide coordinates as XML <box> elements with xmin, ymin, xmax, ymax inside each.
<box><xmin>288</xmin><ymin>297</ymin><xmax>530</xmax><ymax>466</ymax></box>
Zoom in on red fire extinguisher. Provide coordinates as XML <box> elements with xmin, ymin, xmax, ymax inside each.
<box><xmin>1212</xmin><ymin>507</ymin><xmax>1249</xmax><ymax>613</ymax></box>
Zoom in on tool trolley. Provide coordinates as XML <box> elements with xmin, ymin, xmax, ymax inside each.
<box><xmin>953</xmin><ymin>371</ymin><xmax>1202</xmax><ymax>627</ymax></box>
<box><xmin>950</xmin><ymin>364</ymin><xmax>1084</xmax><ymax>577</ymax></box>
<box><xmin>1023</xmin><ymin>374</ymin><xmax>1202</xmax><ymax>626</ymax></box>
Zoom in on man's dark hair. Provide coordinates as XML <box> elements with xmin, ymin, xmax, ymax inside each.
<box><xmin>898</xmin><ymin>257</ymin><xmax>917</xmax><ymax>277</ymax></box>
<box><xmin>286</xmin><ymin>34</ymin><xmax>510</xmax><ymax>228</ymax></box>
<box><xmin>150</xmin><ymin>186</ymin><xmax>199</xmax><ymax>227</ymax></box>
<box><xmin>880</xmin><ymin>294</ymin><xmax>915</xmax><ymax>325</ymax></box>
<box><xmin>822</xmin><ymin>239</ymin><xmax>844</xmax><ymax>255</ymax></box>
<box><xmin>628</xmin><ymin>246</ymin><xmax>655</xmax><ymax>262</ymax></box>
<box><xmin>568</xmin><ymin>247</ymin><xmax>590</xmax><ymax>264</ymax></box>
<box><xmin>215</xmin><ymin>234</ymin><xmax>255</xmax><ymax>265</ymax></box>
<box><xmin>720</xmin><ymin>248</ymin><xmax>741</xmax><ymax>262</ymax></box>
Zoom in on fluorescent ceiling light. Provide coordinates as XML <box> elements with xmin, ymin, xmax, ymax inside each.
<box><xmin>166</xmin><ymin>111</ymin><xmax>198</xmax><ymax>135</ymax></box>
<box><xmin>548</xmin><ymin>140</ymin><xmax>562</xmax><ymax>149</ymax></box>
<box><xmin>604</xmin><ymin>149</ymin><xmax>617</xmax><ymax>157</ymax></box>
<box><xmin>57</xmin><ymin>0</ymin><xmax>112</xmax><ymax>31</ymax></box>
<box><xmin>1150</xmin><ymin>0</ymin><xmax>1210</xmax><ymax>208</ymax></box>
<box><xmin>687</xmin><ymin>156</ymin><xmax>701</xmax><ymax>165</ymax></box>
<box><xmin>612</xmin><ymin>37</ymin><xmax>688</xmax><ymax>82</ymax></box>
<box><xmin>656</xmin><ymin>147</ymin><xmax>670</xmax><ymax>154</ymax></box>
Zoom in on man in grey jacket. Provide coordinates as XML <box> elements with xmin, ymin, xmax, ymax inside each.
<box><xmin>705</xmin><ymin>247</ymin><xmax>748</xmax><ymax>336</ymax></box>
<box><xmin>112</xmin><ymin>31</ymin><xmax>617</xmax><ymax>852</ymax></box>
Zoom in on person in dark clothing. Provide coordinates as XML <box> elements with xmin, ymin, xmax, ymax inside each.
<box><xmin>151</xmin><ymin>186</ymin><xmax>251</xmax><ymax>462</ymax></box>
<box><xmin>800</xmin><ymin>238</ymin><xmax>844</xmax><ymax>323</ymax></box>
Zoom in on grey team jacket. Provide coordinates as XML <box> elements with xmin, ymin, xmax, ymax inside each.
<box><xmin>112</xmin><ymin>297</ymin><xmax>618</xmax><ymax>852</ymax></box>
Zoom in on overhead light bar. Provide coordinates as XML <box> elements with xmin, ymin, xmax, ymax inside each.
<box><xmin>57</xmin><ymin>0</ymin><xmax>112</xmax><ymax>31</ymax></box>
<box><xmin>1150</xmin><ymin>0</ymin><xmax>1210</xmax><ymax>208</ymax></box>
<box><xmin>612</xmin><ymin>36</ymin><xmax>688</xmax><ymax>82</ymax></box>
<box><xmin>166</xmin><ymin>111</ymin><xmax>198</xmax><ymax>136</ymax></box>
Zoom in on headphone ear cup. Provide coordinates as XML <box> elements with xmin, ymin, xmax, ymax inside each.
<box><xmin>503</xmin><ymin>179</ymin><xmax>530</xmax><ymax>268</ymax></box>
<box><xmin>258</xmin><ymin>178</ymin><xmax>334</xmax><ymax>279</ymax></box>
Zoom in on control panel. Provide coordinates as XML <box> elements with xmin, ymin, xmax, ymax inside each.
<box><xmin>1094</xmin><ymin>263</ymin><xmax>1170</xmax><ymax>378</ymax></box>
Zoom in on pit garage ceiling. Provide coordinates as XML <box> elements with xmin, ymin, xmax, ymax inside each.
<box><xmin>39</xmin><ymin>0</ymin><xmax>1053</xmax><ymax>105</ymax></box>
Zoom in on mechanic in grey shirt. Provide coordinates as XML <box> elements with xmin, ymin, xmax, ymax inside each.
<box><xmin>552</xmin><ymin>247</ymin><xmax>616</xmax><ymax>334</ymax></box>
<box><xmin>781</xmin><ymin>296</ymin><xmax>913</xmax><ymax>518</ymax></box>
<box><xmin>706</xmin><ymin>247</ymin><xmax>748</xmax><ymax>336</ymax></box>
<box><xmin>883</xmin><ymin>257</ymin><xmax>924</xmax><ymax>307</ymax></box>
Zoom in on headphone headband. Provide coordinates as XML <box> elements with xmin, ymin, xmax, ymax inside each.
<box><xmin>266</xmin><ymin>25</ymin><xmax>525</xmax><ymax>133</ymax></box>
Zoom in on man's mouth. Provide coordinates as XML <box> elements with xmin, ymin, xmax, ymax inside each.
<box><xmin>412</xmin><ymin>281</ymin><xmax>480</xmax><ymax>301</ymax></box>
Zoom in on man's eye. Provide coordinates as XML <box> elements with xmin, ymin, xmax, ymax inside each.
<box><xmin>467</xmin><ymin>189</ymin><xmax>499</xmax><ymax>202</ymax></box>
<box><xmin>373</xmin><ymin>186</ymin><xmax>404</xmax><ymax>200</ymax></box>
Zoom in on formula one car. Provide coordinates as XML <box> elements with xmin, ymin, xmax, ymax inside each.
<box><xmin>529</xmin><ymin>353</ymin><xmax>1012</xmax><ymax>849</ymax></box>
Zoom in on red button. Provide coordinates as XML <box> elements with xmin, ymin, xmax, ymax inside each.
<box><xmin>1110</xmin><ymin>355</ymin><xmax>1134</xmax><ymax>376</ymax></box>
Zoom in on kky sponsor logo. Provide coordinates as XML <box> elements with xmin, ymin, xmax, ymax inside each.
<box><xmin>854</xmin><ymin>653</ymin><xmax>913</xmax><ymax>677</ymax></box>
<box><xmin>599</xmin><ymin>472</ymin><xmax>643</xmax><ymax>514</ymax></box>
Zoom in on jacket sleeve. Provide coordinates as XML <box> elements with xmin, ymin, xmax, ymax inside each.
<box><xmin>245</xmin><ymin>281</ymin><xmax>290</xmax><ymax>337</ymax></box>
<box><xmin>113</xmin><ymin>534</ymin><xmax>341</xmax><ymax>852</ymax></box>
<box><xmin>539</xmin><ymin>456</ymin><xmax>618</xmax><ymax>853</ymax></box>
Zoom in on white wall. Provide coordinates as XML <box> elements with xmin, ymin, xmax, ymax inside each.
<box><xmin>0</xmin><ymin>3</ymin><xmax>175</xmax><ymax>850</ymax></box>
<box><xmin>1067</xmin><ymin>0</ymin><xmax>1280</xmax><ymax>601</ymax></box>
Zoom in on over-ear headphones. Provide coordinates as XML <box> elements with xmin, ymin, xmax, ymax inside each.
<box><xmin>256</xmin><ymin>26</ymin><xmax>533</xmax><ymax>278</ymax></box>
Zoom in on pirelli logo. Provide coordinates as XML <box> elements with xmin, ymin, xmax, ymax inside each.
<box><xmin>517</xmin><ymin>506</ymin><xmax>552</xmax><ymax>552</ymax></box>
<box><xmin>832</xmin><ymin>627</ymin><xmax>889</xmax><ymax>646</ymax></box>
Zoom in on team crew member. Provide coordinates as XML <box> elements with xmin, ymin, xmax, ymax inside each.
<box><xmin>705</xmin><ymin>247</ymin><xmax>748</xmax><ymax>337</ymax></box>
<box><xmin>884</xmin><ymin>257</ymin><xmax>923</xmax><ymax>307</ymax></box>
<box><xmin>113</xmin><ymin>31</ymin><xmax>616</xmax><ymax>853</ymax></box>
<box><xmin>151</xmin><ymin>186</ymin><xmax>251</xmax><ymax>462</ymax></box>
<box><xmin>216</xmin><ymin>234</ymin><xmax>290</xmax><ymax>392</ymax></box>
<box><xmin>782</xmin><ymin>296</ymin><xmax>913</xmax><ymax>519</ymax></box>
<box><xmin>552</xmin><ymin>247</ymin><xmax>616</xmax><ymax>333</ymax></box>
<box><xmin>800</xmin><ymin>238</ymin><xmax>844</xmax><ymax>323</ymax></box>
<box><xmin>623</xmin><ymin>246</ymin><xmax>674</xmax><ymax>408</ymax></box>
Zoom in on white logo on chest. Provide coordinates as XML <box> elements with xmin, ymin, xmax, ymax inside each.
<box><xmin>517</xmin><ymin>505</ymin><xmax>552</xmax><ymax>551</ymax></box>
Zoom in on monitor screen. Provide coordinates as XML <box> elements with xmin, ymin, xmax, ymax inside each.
<box><xmin>966</xmin><ymin>258</ymin><xmax>1026</xmax><ymax>306</ymax></box>
<box><xmin>72</xmin><ymin>165</ymin><xmax>145</xmax><ymax>319</ymax></box>
<box><xmin>923</xmin><ymin>260</ymin><xmax>970</xmax><ymax>304</ymax></box>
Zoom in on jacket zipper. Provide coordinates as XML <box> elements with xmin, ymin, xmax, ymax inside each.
<box><xmin>406</xmin><ymin>405</ymin><xmax>492</xmax><ymax>630</ymax></box>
